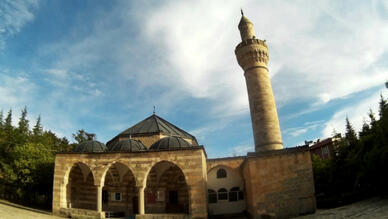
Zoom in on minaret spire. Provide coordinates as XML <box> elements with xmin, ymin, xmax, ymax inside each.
<box><xmin>235</xmin><ymin>14</ymin><xmax>283</xmax><ymax>152</ymax></box>
<box><xmin>238</xmin><ymin>12</ymin><xmax>255</xmax><ymax>41</ymax></box>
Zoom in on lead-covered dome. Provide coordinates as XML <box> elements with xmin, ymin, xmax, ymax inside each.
<box><xmin>73</xmin><ymin>140</ymin><xmax>107</xmax><ymax>153</ymax></box>
<box><xmin>149</xmin><ymin>136</ymin><xmax>197</xmax><ymax>150</ymax></box>
<box><xmin>109</xmin><ymin>139</ymin><xmax>147</xmax><ymax>152</ymax></box>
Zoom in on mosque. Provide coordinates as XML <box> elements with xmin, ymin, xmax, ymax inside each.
<box><xmin>52</xmin><ymin>13</ymin><xmax>316</xmax><ymax>219</ymax></box>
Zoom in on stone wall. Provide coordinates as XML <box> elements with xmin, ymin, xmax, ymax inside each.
<box><xmin>242</xmin><ymin>147</ymin><xmax>316</xmax><ymax>218</ymax></box>
<box><xmin>206</xmin><ymin>156</ymin><xmax>245</xmax><ymax>172</ymax></box>
<box><xmin>52</xmin><ymin>147</ymin><xmax>208</xmax><ymax>218</ymax></box>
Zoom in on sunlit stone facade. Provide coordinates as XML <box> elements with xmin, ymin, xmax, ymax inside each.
<box><xmin>52</xmin><ymin>14</ymin><xmax>316</xmax><ymax>219</ymax></box>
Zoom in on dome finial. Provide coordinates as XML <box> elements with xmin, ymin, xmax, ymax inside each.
<box><xmin>241</xmin><ymin>9</ymin><xmax>244</xmax><ymax>16</ymax></box>
<box><xmin>153</xmin><ymin>106</ymin><xmax>156</xmax><ymax>115</ymax></box>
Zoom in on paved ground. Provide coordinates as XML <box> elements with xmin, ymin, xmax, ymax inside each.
<box><xmin>295</xmin><ymin>198</ymin><xmax>388</xmax><ymax>219</ymax></box>
<box><xmin>0</xmin><ymin>200</ymin><xmax>63</xmax><ymax>219</ymax></box>
<box><xmin>0</xmin><ymin>198</ymin><xmax>387</xmax><ymax>218</ymax></box>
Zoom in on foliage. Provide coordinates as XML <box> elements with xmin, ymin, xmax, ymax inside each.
<box><xmin>72</xmin><ymin>129</ymin><xmax>96</xmax><ymax>143</ymax></box>
<box><xmin>313</xmin><ymin>94</ymin><xmax>388</xmax><ymax>208</ymax></box>
<box><xmin>0</xmin><ymin>107</ymin><xmax>76</xmax><ymax>209</ymax></box>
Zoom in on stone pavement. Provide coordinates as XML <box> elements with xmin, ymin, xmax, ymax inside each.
<box><xmin>0</xmin><ymin>200</ymin><xmax>63</xmax><ymax>219</ymax></box>
<box><xmin>295</xmin><ymin>198</ymin><xmax>388</xmax><ymax>219</ymax></box>
<box><xmin>0</xmin><ymin>198</ymin><xmax>387</xmax><ymax>219</ymax></box>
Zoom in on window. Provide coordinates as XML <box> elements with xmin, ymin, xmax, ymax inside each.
<box><xmin>218</xmin><ymin>188</ymin><xmax>228</xmax><ymax>200</ymax></box>
<box><xmin>111</xmin><ymin>192</ymin><xmax>122</xmax><ymax>201</ymax></box>
<box><xmin>229</xmin><ymin>187</ymin><xmax>239</xmax><ymax>202</ymax></box>
<box><xmin>217</xmin><ymin>168</ymin><xmax>227</xmax><ymax>178</ymax></box>
<box><xmin>208</xmin><ymin>189</ymin><xmax>217</xmax><ymax>203</ymax></box>
<box><xmin>322</xmin><ymin>146</ymin><xmax>329</xmax><ymax>155</ymax></box>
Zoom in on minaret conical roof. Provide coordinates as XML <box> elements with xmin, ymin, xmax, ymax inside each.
<box><xmin>238</xmin><ymin>15</ymin><xmax>252</xmax><ymax>28</ymax></box>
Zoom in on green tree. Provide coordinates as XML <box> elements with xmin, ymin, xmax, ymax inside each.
<box><xmin>72</xmin><ymin>129</ymin><xmax>96</xmax><ymax>143</ymax></box>
<box><xmin>32</xmin><ymin>115</ymin><xmax>43</xmax><ymax>136</ymax></box>
<box><xmin>0</xmin><ymin>110</ymin><xmax>4</xmax><ymax>128</ymax></box>
<box><xmin>10</xmin><ymin>142</ymin><xmax>55</xmax><ymax>202</ymax></box>
<box><xmin>345</xmin><ymin>117</ymin><xmax>358</xmax><ymax>144</ymax></box>
<box><xmin>17</xmin><ymin>107</ymin><xmax>29</xmax><ymax>135</ymax></box>
<box><xmin>16</xmin><ymin>107</ymin><xmax>30</xmax><ymax>146</ymax></box>
<box><xmin>31</xmin><ymin>115</ymin><xmax>43</xmax><ymax>143</ymax></box>
<box><xmin>1</xmin><ymin>109</ymin><xmax>15</xmax><ymax>154</ymax></box>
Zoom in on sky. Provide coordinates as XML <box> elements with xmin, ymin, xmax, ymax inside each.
<box><xmin>0</xmin><ymin>0</ymin><xmax>387</xmax><ymax>158</ymax></box>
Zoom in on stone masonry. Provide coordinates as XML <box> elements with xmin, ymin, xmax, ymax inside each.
<box><xmin>52</xmin><ymin>148</ymin><xmax>208</xmax><ymax>218</ymax></box>
<box><xmin>235</xmin><ymin>14</ymin><xmax>283</xmax><ymax>152</ymax></box>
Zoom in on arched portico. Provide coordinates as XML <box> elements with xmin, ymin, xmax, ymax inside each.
<box><xmin>53</xmin><ymin>148</ymin><xmax>208</xmax><ymax>218</ymax></box>
<box><xmin>101</xmin><ymin>162</ymin><xmax>137</xmax><ymax>217</ymax></box>
<box><xmin>144</xmin><ymin>161</ymin><xmax>189</xmax><ymax>214</ymax></box>
<box><xmin>66</xmin><ymin>162</ymin><xmax>96</xmax><ymax>210</ymax></box>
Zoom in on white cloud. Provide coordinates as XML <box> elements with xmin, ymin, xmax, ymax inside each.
<box><xmin>18</xmin><ymin>0</ymin><xmax>388</xmax><ymax>145</ymax></box>
<box><xmin>284</xmin><ymin>120</ymin><xmax>326</xmax><ymax>137</ymax></box>
<box><xmin>0</xmin><ymin>0</ymin><xmax>39</xmax><ymax>49</ymax></box>
<box><xmin>323</xmin><ymin>88</ymin><xmax>388</xmax><ymax>138</ymax></box>
<box><xmin>0</xmin><ymin>74</ymin><xmax>35</xmax><ymax>108</ymax></box>
<box><xmin>136</xmin><ymin>0</ymin><xmax>388</xmax><ymax>116</ymax></box>
<box><xmin>231</xmin><ymin>144</ymin><xmax>253</xmax><ymax>157</ymax></box>
<box><xmin>37</xmin><ymin>0</ymin><xmax>388</xmax><ymax>119</ymax></box>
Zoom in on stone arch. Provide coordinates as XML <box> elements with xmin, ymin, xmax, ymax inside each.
<box><xmin>141</xmin><ymin>159</ymin><xmax>188</xmax><ymax>188</ymax></box>
<box><xmin>101</xmin><ymin>161</ymin><xmax>137</xmax><ymax>215</ymax></box>
<box><xmin>66</xmin><ymin>162</ymin><xmax>97</xmax><ymax>210</ymax></box>
<box><xmin>98</xmin><ymin>161</ymin><xmax>136</xmax><ymax>187</ymax></box>
<box><xmin>144</xmin><ymin>160</ymin><xmax>189</xmax><ymax>214</ymax></box>
<box><xmin>207</xmin><ymin>164</ymin><xmax>235</xmax><ymax>174</ymax></box>
<box><xmin>63</xmin><ymin>161</ymin><xmax>94</xmax><ymax>185</ymax></box>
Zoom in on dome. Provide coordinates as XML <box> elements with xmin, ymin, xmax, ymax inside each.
<box><xmin>73</xmin><ymin>140</ymin><xmax>107</xmax><ymax>153</ymax></box>
<box><xmin>109</xmin><ymin>139</ymin><xmax>147</xmax><ymax>152</ymax></box>
<box><xmin>149</xmin><ymin>136</ymin><xmax>196</xmax><ymax>150</ymax></box>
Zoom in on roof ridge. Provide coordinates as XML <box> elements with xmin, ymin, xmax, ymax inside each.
<box><xmin>153</xmin><ymin>114</ymin><xmax>161</xmax><ymax>133</ymax></box>
<box><xmin>154</xmin><ymin>115</ymin><xmax>196</xmax><ymax>139</ymax></box>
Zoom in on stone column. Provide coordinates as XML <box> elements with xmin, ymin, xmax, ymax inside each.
<box><xmin>137</xmin><ymin>186</ymin><xmax>145</xmax><ymax>214</ymax></box>
<box><xmin>96</xmin><ymin>185</ymin><xmax>102</xmax><ymax>212</ymax></box>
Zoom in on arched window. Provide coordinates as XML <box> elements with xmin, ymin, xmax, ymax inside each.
<box><xmin>216</xmin><ymin>168</ymin><xmax>227</xmax><ymax>178</ymax></box>
<box><xmin>208</xmin><ymin>189</ymin><xmax>217</xmax><ymax>203</ymax></box>
<box><xmin>229</xmin><ymin>187</ymin><xmax>239</xmax><ymax>202</ymax></box>
<box><xmin>218</xmin><ymin>188</ymin><xmax>228</xmax><ymax>200</ymax></box>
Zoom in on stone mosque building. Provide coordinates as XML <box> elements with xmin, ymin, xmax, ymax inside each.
<box><xmin>52</xmin><ymin>13</ymin><xmax>316</xmax><ymax>219</ymax></box>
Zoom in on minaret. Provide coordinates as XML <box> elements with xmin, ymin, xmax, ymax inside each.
<box><xmin>235</xmin><ymin>11</ymin><xmax>283</xmax><ymax>152</ymax></box>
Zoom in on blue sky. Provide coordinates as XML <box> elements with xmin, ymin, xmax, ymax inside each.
<box><xmin>0</xmin><ymin>0</ymin><xmax>387</xmax><ymax>158</ymax></box>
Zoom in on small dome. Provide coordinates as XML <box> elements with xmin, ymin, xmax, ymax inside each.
<box><xmin>109</xmin><ymin>139</ymin><xmax>147</xmax><ymax>152</ymax></box>
<box><xmin>73</xmin><ymin>140</ymin><xmax>107</xmax><ymax>153</ymax></box>
<box><xmin>149</xmin><ymin>136</ymin><xmax>195</xmax><ymax>150</ymax></box>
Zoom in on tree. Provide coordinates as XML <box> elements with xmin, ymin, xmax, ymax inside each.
<box><xmin>0</xmin><ymin>110</ymin><xmax>4</xmax><ymax>128</ymax></box>
<box><xmin>31</xmin><ymin>115</ymin><xmax>43</xmax><ymax>143</ymax></box>
<box><xmin>32</xmin><ymin>115</ymin><xmax>43</xmax><ymax>136</ymax></box>
<box><xmin>17</xmin><ymin>107</ymin><xmax>29</xmax><ymax>135</ymax></box>
<box><xmin>359</xmin><ymin>119</ymin><xmax>370</xmax><ymax>137</ymax></box>
<box><xmin>345</xmin><ymin>117</ymin><xmax>358</xmax><ymax>145</ymax></box>
<box><xmin>4</xmin><ymin>109</ymin><xmax>12</xmax><ymax>129</ymax></box>
<box><xmin>2</xmin><ymin>109</ymin><xmax>15</xmax><ymax>154</ymax></box>
<box><xmin>16</xmin><ymin>107</ymin><xmax>30</xmax><ymax>146</ymax></box>
<box><xmin>378</xmin><ymin>94</ymin><xmax>387</xmax><ymax>119</ymax></box>
<box><xmin>72</xmin><ymin>129</ymin><xmax>96</xmax><ymax>143</ymax></box>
